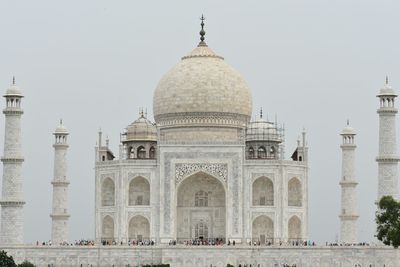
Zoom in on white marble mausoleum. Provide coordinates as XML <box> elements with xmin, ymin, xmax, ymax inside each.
<box><xmin>94</xmin><ymin>23</ymin><xmax>309</xmax><ymax>246</ymax></box>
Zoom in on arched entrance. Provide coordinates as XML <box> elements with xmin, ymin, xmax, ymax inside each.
<box><xmin>176</xmin><ymin>172</ymin><xmax>226</xmax><ymax>243</ymax></box>
<box><xmin>252</xmin><ymin>215</ymin><xmax>274</xmax><ymax>244</ymax></box>
<box><xmin>128</xmin><ymin>215</ymin><xmax>150</xmax><ymax>241</ymax></box>
<box><xmin>288</xmin><ymin>215</ymin><xmax>302</xmax><ymax>241</ymax></box>
<box><xmin>101</xmin><ymin>215</ymin><xmax>114</xmax><ymax>243</ymax></box>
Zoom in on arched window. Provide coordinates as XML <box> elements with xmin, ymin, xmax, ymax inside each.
<box><xmin>269</xmin><ymin>146</ymin><xmax>276</xmax><ymax>158</ymax></box>
<box><xmin>252</xmin><ymin>177</ymin><xmax>274</xmax><ymax>206</ymax></box>
<box><xmin>248</xmin><ymin>147</ymin><xmax>255</xmax><ymax>159</ymax></box>
<box><xmin>101</xmin><ymin>178</ymin><xmax>115</xmax><ymax>206</ymax></box>
<box><xmin>128</xmin><ymin>176</ymin><xmax>150</xmax><ymax>206</ymax></box>
<box><xmin>258</xmin><ymin>146</ymin><xmax>266</xmax><ymax>158</ymax></box>
<box><xmin>149</xmin><ymin>146</ymin><xmax>156</xmax><ymax>159</ymax></box>
<box><xmin>194</xmin><ymin>220</ymin><xmax>208</xmax><ymax>239</ymax></box>
<box><xmin>288</xmin><ymin>177</ymin><xmax>302</xmax><ymax>207</ymax></box>
<box><xmin>129</xmin><ymin>147</ymin><xmax>135</xmax><ymax>159</ymax></box>
<box><xmin>137</xmin><ymin>146</ymin><xmax>146</xmax><ymax>159</ymax></box>
<box><xmin>194</xmin><ymin>190</ymin><xmax>208</xmax><ymax>207</ymax></box>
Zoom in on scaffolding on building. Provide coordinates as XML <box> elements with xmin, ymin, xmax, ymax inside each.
<box><xmin>245</xmin><ymin>115</ymin><xmax>285</xmax><ymax>160</ymax></box>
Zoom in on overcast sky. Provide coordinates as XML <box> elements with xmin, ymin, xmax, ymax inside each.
<box><xmin>0</xmin><ymin>0</ymin><xmax>400</xmax><ymax>244</ymax></box>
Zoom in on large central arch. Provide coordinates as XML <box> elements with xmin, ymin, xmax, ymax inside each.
<box><xmin>176</xmin><ymin>171</ymin><xmax>226</xmax><ymax>242</ymax></box>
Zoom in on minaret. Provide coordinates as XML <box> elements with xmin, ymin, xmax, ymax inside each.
<box><xmin>0</xmin><ymin>77</ymin><xmax>25</xmax><ymax>244</ymax></box>
<box><xmin>376</xmin><ymin>77</ymin><xmax>399</xmax><ymax>200</ymax></box>
<box><xmin>50</xmin><ymin>120</ymin><xmax>70</xmax><ymax>245</ymax></box>
<box><xmin>339</xmin><ymin>121</ymin><xmax>358</xmax><ymax>244</ymax></box>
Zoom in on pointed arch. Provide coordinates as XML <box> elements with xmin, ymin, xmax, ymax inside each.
<box><xmin>288</xmin><ymin>177</ymin><xmax>302</xmax><ymax>207</ymax></box>
<box><xmin>101</xmin><ymin>215</ymin><xmax>114</xmax><ymax>242</ymax></box>
<box><xmin>128</xmin><ymin>176</ymin><xmax>150</xmax><ymax>206</ymax></box>
<box><xmin>101</xmin><ymin>178</ymin><xmax>115</xmax><ymax>206</ymax></box>
<box><xmin>248</xmin><ymin>147</ymin><xmax>255</xmax><ymax>159</ymax></box>
<box><xmin>128</xmin><ymin>215</ymin><xmax>150</xmax><ymax>241</ymax></box>
<box><xmin>149</xmin><ymin>146</ymin><xmax>156</xmax><ymax>159</ymax></box>
<box><xmin>252</xmin><ymin>215</ymin><xmax>274</xmax><ymax>244</ymax></box>
<box><xmin>129</xmin><ymin>146</ymin><xmax>135</xmax><ymax>159</ymax></box>
<box><xmin>257</xmin><ymin>146</ymin><xmax>266</xmax><ymax>158</ymax></box>
<box><xmin>176</xmin><ymin>171</ymin><xmax>226</xmax><ymax>242</ymax></box>
<box><xmin>137</xmin><ymin>146</ymin><xmax>146</xmax><ymax>159</ymax></box>
<box><xmin>252</xmin><ymin>176</ymin><xmax>274</xmax><ymax>206</ymax></box>
<box><xmin>288</xmin><ymin>215</ymin><xmax>302</xmax><ymax>241</ymax></box>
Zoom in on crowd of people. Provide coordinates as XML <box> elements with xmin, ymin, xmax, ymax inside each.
<box><xmin>174</xmin><ymin>238</ymin><xmax>225</xmax><ymax>246</ymax></box>
<box><xmin>34</xmin><ymin>239</ymin><xmax>374</xmax><ymax>248</ymax></box>
<box><xmin>326</xmin><ymin>241</ymin><xmax>370</xmax><ymax>246</ymax></box>
<box><xmin>36</xmin><ymin>239</ymin><xmax>95</xmax><ymax>246</ymax></box>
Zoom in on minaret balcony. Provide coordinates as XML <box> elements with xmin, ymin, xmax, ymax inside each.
<box><xmin>377</xmin><ymin>108</ymin><xmax>398</xmax><ymax>114</ymax></box>
<box><xmin>1</xmin><ymin>157</ymin><xmax>24</xmax><ymax>163</ymax></box>
<box><xmin>50</xmin><ymin>214</ymin><xmax>70</xmax><ymax>219</ymax></box>
<box><xmin>0</xmin><ymin>200</ymin><xmax>25</xmax><ymax>206</ymax></box>
<box><xmin>2</xmin><ymin>108</ymin><xmax>23</xmax><ymax>115</ymax></box>
<box><xmin>376</xmin><ymin>156</ymin><xmax>400</xmax><ymax>162</ymax></box>
<box><xmin>339</xmin><ymin>214</ymin><xmax>359</xmax><ymax>220</ymax></box>
<box><xmin>339</xmin><ymin>180</ymin><xmax>358</xmax><ymax>186</ymax></box>
<box><xmin>340</xmin><ymin>144</ymin><xmax>356</xmax><ymax>149</ymax></box>
<box><xmin>51</xmin><ymin>180</ymin><xmax>70</xmax><ymax>186</ymax></box>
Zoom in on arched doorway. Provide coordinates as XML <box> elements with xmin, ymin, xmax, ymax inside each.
<box><xmin>101</xmin><ymin>215</ymin><xmax>114</xmax><ymax>243</ymax></box>
<box><xmin>288</xmin><ymin>215</ymin><xmax>302</xmax><ymax>241</ymax></box>
<box><xmin>252</xmin><ymin>215</ymin><xmax>274</xmax><ymax>244</ymax></box>
<box><xmin>128</xmin><ymin>215</ymin><xmax>150</xmax><ymax>241</ymax></box>
<box><xmin>176</xmin><ymin>172</ymin><xmax>226</xmax><ymax>243</ymax></box>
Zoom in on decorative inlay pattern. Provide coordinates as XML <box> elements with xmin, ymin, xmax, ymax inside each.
<box><xmin>175</xmin><ymin>163</ymin><xmax>228</xmax><ymax>185</ymax></box>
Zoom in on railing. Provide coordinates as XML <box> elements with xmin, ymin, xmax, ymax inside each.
<box><xmin>173</xmin><ymin>238</ymin><xmax>225</xmax><ymax>246</ymax></box>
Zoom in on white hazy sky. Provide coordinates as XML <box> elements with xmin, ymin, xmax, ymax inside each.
<box><xmin>0</xmin><ymin>0</ymin><xmax>399</xmax><ymax>244</ymax></box>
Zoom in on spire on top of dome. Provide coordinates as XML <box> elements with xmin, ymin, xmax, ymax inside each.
<box><xmin>139</xmin><ymin>107</ymin><xmax>145</xmax><ymax>118</ymax></box>
<box><xmin>378</xmin><ymin>75</ymin><xmax>396</xmax><ymax>96</ymax></box>
<box><xmin>260</xmin><ymin>107</ymin><xmax>263</xmax><ymax>119</ymax></box>
<box><xmin>4</xmin><ymin>75</ymin><xmax>23</xmax><ymax>97</ymax></box>
<box><xmin>198</xmin><ymin>14</ymin><xmax>207</xmax><ymax>47</ymax></box>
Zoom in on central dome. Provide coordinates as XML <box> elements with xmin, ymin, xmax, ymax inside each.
<box><xmin>153</xmin><ymin>43</ymin><xmax>252</xmax><ymax>126</ymax></box>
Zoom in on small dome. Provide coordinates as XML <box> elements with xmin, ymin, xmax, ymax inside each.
<box><xmin>54</xmin><ymin>120</ymin><xmax>68</xmax><ymax>134</ymax></box>
<box><xmin>124</xmin><ymin>113</ymin><xmax>157</xmax><ymax>141</ymax></box>
<box><xmin>246</xmin><ymin>115</ymin><xmax>282</xmax><ymax>142</ymax></box>
<box><xmin>4</xmin><ymin>78</ymin><xmax>23</xmax><ymax>97</ymax></box>
<box><xmin>153</xmin><ymin>45</ymin><xmax>252</xmax><ymax>126</ymax></box>
<box><xmin>341</xmin><ymin>124</ymin><xmax>356</xmax><ymax>135</ymax></box>
<box><xmin>378</xmin><ymin>77</ymin><xmax>397</xmax><ymax>96</ymax></box>
<box><xmin>341</xmin><ymin>126</ymin><xmax>355</xmax><ymax>135</ymax></box>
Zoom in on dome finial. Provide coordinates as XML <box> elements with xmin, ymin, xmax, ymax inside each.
<box><xmin>139</xmin><ymin>107</ymin><xmax>145</xmax><ymax>118</ymax></box>
<box><xmin>347</xmin><ymin>119</ymin><xmax>349</xmax><ymax>126</ymax></box>
<box><xmin>12</xmin><ymin>76</ymin><xmax>15</xmax><ymax>85</ymax></box>
<box><xmin>260</xmin><ymin>107</ymin><xmax>263</xmax><ymax>119</ymax></box>
<box><xmin>60</xmin><ymin>119</ymin><xmax>63</xmax><ymax>125</ymax></box>
<box><xmin>386</xmin><ymin>75</ymin><xmax>389</xmax><ymax>85</ymax></box>
<box><xmin>198</xmin><ymin>14</ymin><xmax>207</xmax><ymax>47</ymax></box>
